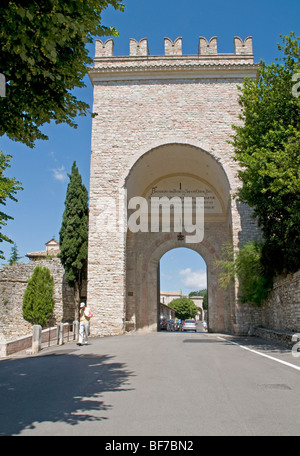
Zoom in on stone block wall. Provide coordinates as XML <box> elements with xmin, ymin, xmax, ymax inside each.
<box><xmin>260</xmin><ymin>271</ymin><xmax>300</xmax><ymax>333</ymax></box>
<box><xmin>0</xmin><ymin>259</ymin><xmax>77</xmax><ymax>342</ymax></box>
<box><xmin>234</xmin><ymin>270</ymin><xmax>300</xmax><ymax>336</ymax></box>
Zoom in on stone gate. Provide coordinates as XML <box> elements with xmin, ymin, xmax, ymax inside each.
<box><xmin>87</xmin><ymin>36</ymin><xmax>260</xmax><ymax>337</ymax></box>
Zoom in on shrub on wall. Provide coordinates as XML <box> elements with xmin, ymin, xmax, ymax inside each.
<box><xmin>22</xmin><ymin>266</ymin><xmax>54</xmax><ymax>326</ymax></box>
<box><xmin>215</xmin><ymin>242</ymin><xmax>273</xmax><ymax>307</ymax></box>
<box><xmin>236</xmin><ymin>242</ymin><xmax>273</xmax><ymax>306</ymax></box>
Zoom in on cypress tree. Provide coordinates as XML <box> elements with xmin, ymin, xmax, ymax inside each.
<box><xmin>59</xmin><ymin>161</ymin><xmax>89</xmax><ymax>312</ymax></box>
<box><xmin>23</xmin><ymin>266</ymin><xmax>54</xmax><ymax>326</ymax></box>
<box><xmin>8</xmin><ymin>242</ymin><xmax>22</xmax><ymax>265</ymax></box>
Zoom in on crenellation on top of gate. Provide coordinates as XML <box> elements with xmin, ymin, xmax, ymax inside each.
<box><xmin>164</xmin><ymin>37</ymin><xmax>183</xmax><ymax>56</ymax></box>
<box><xmin>94</xmin><ymin>36</ymin><xmax>253</xmax><ymax>58</ymax></box>
<box><xmin>95</xmin><ymin>39</ymin><xmax>114</xmax><ymax>57</ymax></box>
<box><xmin>129</xmin><ymin>38</ymin><xmax>149</xmax><ymax>56</ymax></box>
<box><xmin>91</xmin><ymin>36</ymin><xmax>259</xmax><ymax>82</ymax></box>
<box><xmin>233</xmin><ymin>36</ymin><xmax>253</xmax><ymax>55</ymax></box>
<box><xmin>199</xmin><ymin>37</ymin><xmax>218</xmax><ymax>55</ymax></box>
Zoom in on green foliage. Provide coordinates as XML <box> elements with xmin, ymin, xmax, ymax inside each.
<box><xmin>214</xmin><ymin>243</ymin><xmax>236</xmax><ymax>290</ymax></box>
<box><xmin>22</xmin><ymin>266</ymin><xmax>55</xmax><ymax>326</ymax></box>
<box><xmin>236</xmin><ymin>242</ymin><xmax>273</xmax><ymax>306</ymax></box>
<box><xmin>59</xmin><ymin>162</ymin><xmax>88</xmax><ymax>292</ymax></box>
<box><xmin>0</xmin><ymin>1</ymin><xmax>122</xmax><ymax>258</ymax></box>
<box><xmin>169</xmin><ymin>297</ymin><xmax>199</xmax><ymax>320</ymax></box>
<box><xmin>0</xmin><ymin>152</ymin><xmax>23</xmax><ymax>259</ymax></box>
<box><xmin>215</xmin><ymin>242</ymin><xmax>273</xmax><ymax>307</ymax></box>
<box><xmin>189</xmin><ymin>289</ymin><xmax>206</xmax><ymax>297</ymax></box>
<box><xmin>231</xmin><ymin>32</ymin><xmax>300</xmax><ymax>276</ymax></box>
<box><xmin>8</xmin><ymin>242</ymin><xmax>22</xmax><ymax>265</ymax></box>
<box><xmin>0</xmin><ymin>0</ymin><xmax>124</xmax><ymax>147</ymax></box>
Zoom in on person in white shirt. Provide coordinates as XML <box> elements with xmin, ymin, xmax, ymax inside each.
<box><xmin>77</xmin><ymin>302</ymin><xmax>93</xmax><ymax>346</ymax></box>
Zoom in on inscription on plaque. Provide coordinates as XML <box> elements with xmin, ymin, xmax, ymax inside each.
<box><xmin>146</xmin><ymin>176</ymin><xmax>222</xmax><ymax>214</ymax></box>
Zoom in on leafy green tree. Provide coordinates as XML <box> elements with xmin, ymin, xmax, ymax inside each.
<box><xmin>0</xmin><ymin>152</ymin><xmax>23</xmax><ymax>259</ymax></box>
<box><xmin>23</xmin><ymin>266</ymin><xmax>55</xmax><ymax>326</ymax></box>
<box><xmin>169</xmin><ymin>297</ymin><xmax>198</xmax><ymax>320</ymax></box>
<box><xmin>0</xmin><ymin>1</ymin><xmax>122</xmax><ymax>256</ymax></box>
<box><xmin>8</xmin><ymin>242</ymin><xmax>22</xmax><ymax>265</ymax></box>
<box><xmin>0</xmin><ymin>0</ymin><xmax>124</xmax><ymax>147</ymax></box>
<box><xmin>189</xmin><ymin>289</ymin><xmax>206</xmax><ymax>297</ymax></box>
<box><xmin>215</xmin><ymin>242</ymin><xmax>273</xmax><ymax>307</ymax></box>
<box><xmin>59</xmin><ymin>162</ymin><xmax>88</xmax><ymax>310</ymax></box>
<box><xmin>231</xmin><ymin>32</ymin><xmax>300</xmax><ymax>276</ymax></box>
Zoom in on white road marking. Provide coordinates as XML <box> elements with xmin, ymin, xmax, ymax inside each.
<box><xmin>217</xmin><ymin>337</ymin><xmax>300</xmax><ymax>372</ymax></box>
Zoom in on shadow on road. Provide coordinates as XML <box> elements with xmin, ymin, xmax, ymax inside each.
<box><xmin>220</xmin><ymin>335</ymin><xmax>291</xmax><ymax>354</ymax></box>
<box><xmin>0</xmin><ymin>350</ymin><xmax>134</xmax><ymax>436</ymax></box>
<box><xmin>182</xmin><ymin>338</ymin><xmax>221</xmax><ymax>343</ymax></box>
<box><xmin>182</xmin><ymin>334</ymin><xmax>292</xmax><ymax>355</ymax></box>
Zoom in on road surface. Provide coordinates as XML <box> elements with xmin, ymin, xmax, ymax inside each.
<box><xmin>1</xmin><ymin>326</ymin><xmax>300</xmax><ymax>436</ymax></box>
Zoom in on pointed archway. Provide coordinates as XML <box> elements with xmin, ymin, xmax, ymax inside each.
<box><xmin>125</xmin><ymin>142</ymin><xmax>236</xmax><ymax>334</ymax></box>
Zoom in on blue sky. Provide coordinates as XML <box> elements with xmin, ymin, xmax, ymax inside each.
<box><xmin>1</xmin><ymin>0</ymin><xmax>300</xmax><ymax>293</ymax></box>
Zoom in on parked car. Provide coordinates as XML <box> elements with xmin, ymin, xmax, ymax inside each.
<box><xmin>167</xmin><ymin>319</ymin><xmax>175</xmax><ymax>331</ymax></box>
<box><xmin>159</xmin><ymin>318</ymin><xmax>176</xmax><ymax>331</ymax></box>
<box><xmin>159</xmin><ymin>318</ymin><xmax>168</xmax><ymax>330</ymax></box>
<box><xmin>182</xmin><ymin>319</ymin><xmax>197</xmax><ymax>332</ymax></box>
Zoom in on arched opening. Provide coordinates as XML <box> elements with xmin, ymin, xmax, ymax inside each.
<box><xmin>159</xmin><ymin>247</ymin><xmax>208</xmax><ymax>331</ymax></box>
<box><xmin>124</xmin><ymin>142</ymin><xmax>236</xmax><ymax>334</ymax></box>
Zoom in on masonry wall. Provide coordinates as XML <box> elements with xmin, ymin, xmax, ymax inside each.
<box><xmin>260</xmin><ymin>271</ymin><xmax>300</xmax><ymax>332</ymax></box>
<box><xmin>89</xmin><ymin>79</ymin><xmax>247</xmax><ymax>335</ymax></box>
<box><xmin>232</xmin><ymin>270</ymin><xmax>300</xmax><ymax>335</ymax></box>
<box><xmin>88</xmin><ymin>37</ymin><xmax>261</xmax><ymax>336</ymax></box>
<box><xmin>0</xmin><ymin>259</ymin><xmax>77</xmax><ymax>342</ymax></box>
<box><xmin>90</xmin><ymin>87</ymin><xmax>263</xmax><ymax>335</ymax></box>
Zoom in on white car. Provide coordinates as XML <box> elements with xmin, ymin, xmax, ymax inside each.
<box><xmin>182</xmin><ymin>319</ymin><xmax>197</xmax><ymax>332</ymax></box>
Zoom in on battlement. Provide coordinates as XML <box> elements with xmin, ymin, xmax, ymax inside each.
<box><xmin>90</xmin><ymin>36</ymin><xmax>259</xmax><ymax>83</ymax></box>
<box><xmin>94</xmin><ymin>36</ymin><xmax>253</xmax><ymax>58</ymax></box>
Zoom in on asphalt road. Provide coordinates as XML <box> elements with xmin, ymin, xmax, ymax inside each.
<box><xmin>1</xmin><ymin>324</ymin><xmax>300</xmax><ymax>436</ymax></box>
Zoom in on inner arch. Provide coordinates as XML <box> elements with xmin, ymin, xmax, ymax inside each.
<box><xmin>125</xmin><ymin>143</ymin><xmax>231</xmax><ymax>215</ymax></box>
<box><xmin>159</xmin><ymin>247</ymin><xmax>208</xmax><ymax>325</ymax></box>
<box><xmin>125</xmin><ymin>142</ymin><xmax>235</xmax><ymax>334</ymax></box>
